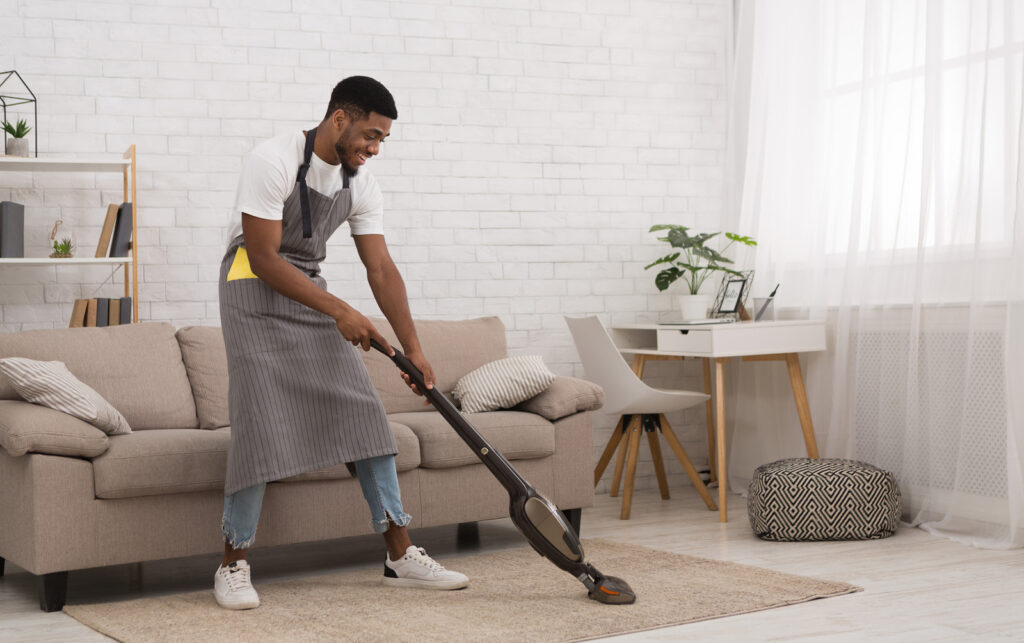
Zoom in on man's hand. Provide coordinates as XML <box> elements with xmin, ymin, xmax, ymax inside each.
<box><xmin>335</xmin><ymin>305</ymin><xmax>391</xmax><ymax>353</ymax></box>
<box><xmin>401</xmin><ymin>350</ymin><xmax>435</xmax><ymax>404</ymax></box>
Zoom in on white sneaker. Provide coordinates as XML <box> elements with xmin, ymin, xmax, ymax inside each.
<box><xmin>214</xmin><ymin>560</ymin><xmax>260</xmax><ymax>609</ymax></box>
<box><xmin>383</xmin><ymin>546</ymin><xmax>469</xmax><ymax>590</ymax></box>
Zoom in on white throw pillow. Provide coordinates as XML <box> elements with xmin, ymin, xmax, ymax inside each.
<box><xmin>453</xmin><ymin>355</ymin><xmax>557</xmax><ymax>414</ymax></box>
<box><xmin>0</xmin><ymin>357</ymin><xmax>131</xmax><ymax>435</ymax></box>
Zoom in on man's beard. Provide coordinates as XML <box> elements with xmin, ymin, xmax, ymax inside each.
<box><xmin>334</xmin><ymin>141</ymin><xmax>359</xmax><ymax>178</ymax></box>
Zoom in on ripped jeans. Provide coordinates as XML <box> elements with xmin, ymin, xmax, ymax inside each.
<box><xmin>221</xmin><ymin>454</ymin><xmax>412</xmax><ymax>549</ymax></box>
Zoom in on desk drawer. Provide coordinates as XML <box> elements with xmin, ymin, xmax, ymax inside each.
<box><xmin>657</xmin><ymin>328</ymin><xmax>712</xmax><ymax>353</ymax></box>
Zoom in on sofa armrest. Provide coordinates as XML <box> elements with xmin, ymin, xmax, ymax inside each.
<box><xmin>0</xmin><ymin>400</ymin><xmax>109</xmax><ymax>458</ymax></box>
<box><xmin>513</xmin><ymin>376</ymin><xmax>604</xmax><ymax>421</ymax></box>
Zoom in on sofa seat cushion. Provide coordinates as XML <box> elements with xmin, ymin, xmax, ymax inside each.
<box><xmin>0</xmin><ymin>323</ymin><xmax>199</xmax><ymax>431</ymax></box>
<box><xmin>389</xmin><ymin>411</ymin><xmax>555</xmax><ymax>469</ymax></box>
<box><xmin>93</xmin><ymin>428</ymin><xmax>231</xmax><ymax>499</ymax></box>
<box><xmin>280</xmin><ymin>421</ymin><xmax>421</xmax><ymax>482</ymax></box>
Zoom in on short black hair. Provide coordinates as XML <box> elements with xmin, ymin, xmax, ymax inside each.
<box><xmin>324</xmin><ymin>76</ymin><xmax>398</xmax><ymax>121</ymax></box>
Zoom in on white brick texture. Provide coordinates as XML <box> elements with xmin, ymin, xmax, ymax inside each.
<box><xmin>0</xmin><ymin>0</ymin><xmax>730</xmax><ymax>492</ymax></box>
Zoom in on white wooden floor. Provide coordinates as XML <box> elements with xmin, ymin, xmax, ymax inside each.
<box><xmin>2</xmin><ymin>489</ymin><xmax>1022</xmax><ymax>641</ymax></box>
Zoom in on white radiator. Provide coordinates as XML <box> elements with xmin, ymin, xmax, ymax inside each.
<box><xmin>851</xmin><ymin>320</ymin><xmax>1008</xmax><ymax>506</ymax></box>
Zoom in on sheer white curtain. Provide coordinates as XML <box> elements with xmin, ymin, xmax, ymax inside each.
<box><xmin>726</xmin><ymin>0</ymin><xmax>1024</xmax><ymax>548</ymax></box>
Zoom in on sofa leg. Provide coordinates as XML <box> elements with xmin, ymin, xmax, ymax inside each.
<box><xmin>561</xmin><ymin>508</ymin><xmax>582</xmax><ymax>536</ymax></box>
<box><xmin>37</xmin><ymin>571</ymin><xmax>68</xmax><ymax>612</ymax></box>
<box><xmin>0</xmin><ymin>556</ymin><xmax>5</xmax><ymax>577</ymax></box>
<box><xmin>456</xmin><ymin>521</ymin><xmax>480</xmax><ymax>549</ymax></box>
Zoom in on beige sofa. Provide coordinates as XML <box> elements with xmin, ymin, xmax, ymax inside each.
<box><xmin>0</xmin><ymin>317</ymin><xmax>601</xmax><ymax>611</ymax></box>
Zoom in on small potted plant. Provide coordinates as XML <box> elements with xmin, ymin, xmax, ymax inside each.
<box><xmin>50</xmin><ymin>236</ymin><xmax>75</xmax><ymax>259</ymax></box>
<box><xmin>645</xmin><ymin>224</ymin><xmax>757</xmax><ymax>320</ymax></box>
<box><xmin>2</xmin><ymin>118</ymin><xmax>32</xmax><ymax>157</ymax></box>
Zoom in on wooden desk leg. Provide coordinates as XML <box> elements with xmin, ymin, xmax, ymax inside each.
<box><xmin>620</xmin><ymin>415</ymin><xmax>644</xmax><ymax>520</ymax></box>
<box><xmin>785</xmin><ymin>353</ymin><xmax>820</xmax><ymax>458</ymax></box>
<box><xmin>594</xmin><ymin>416</ymin><xmax>625</xmax><ymax>487</ymax></box>
<box><xmin>702</xmin><ymin>357</ymin><xmax>716</xmax><ymax>483</ymax></box>
<box><xmin>715</xmin><ymin>358</ymin><xmax>729</xmax><ymax>522</ymax></box>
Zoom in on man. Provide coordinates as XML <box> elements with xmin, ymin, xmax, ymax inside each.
<box><xmin>214</xmin><ymin>76</ymin><xmax>468</xmax><ymax>610</ymax></box>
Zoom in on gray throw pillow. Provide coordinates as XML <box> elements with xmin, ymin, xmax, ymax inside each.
<box><xmin>453</xmin><ymin>355</ymin><xmax>556</xmax><ymax>414</ymax></box>
<box><xmin>0</xmin><ymin>357</ymin><xmax>132</xmax><ymax>435</ymax></box>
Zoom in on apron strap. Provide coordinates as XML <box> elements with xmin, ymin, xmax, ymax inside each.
<box><xmin>297</xmin><ymin>127</ymin><xmax>317</xmax><ymax>239</ymax></box>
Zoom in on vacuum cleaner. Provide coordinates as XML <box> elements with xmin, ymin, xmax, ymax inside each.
<box><xmin>371</xmin><ymin>340</ymin><xmax>636</xmax><ymax>605</ymax></box>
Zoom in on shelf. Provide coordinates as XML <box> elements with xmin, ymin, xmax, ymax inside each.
<box><xmin>0</xmin><ymin>257</ymin><xmax>131</xmax><ymax>265</ymax></box>
<box><xmin>0</xmin><ymin>156</ymin><xmax>131</xmax><ymax>172</ymax></box>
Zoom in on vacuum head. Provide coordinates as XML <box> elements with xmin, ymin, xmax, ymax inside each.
<box><xmin>587</xmin><ymin>574</ymin><xmax>637</xmax><ymax>605</ymax></box>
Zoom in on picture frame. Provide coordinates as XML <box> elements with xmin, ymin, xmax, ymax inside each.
<box><xmin>711</xmin><ymin>270</ymin><xmax>754</xmax><ymax>319</ymax></box>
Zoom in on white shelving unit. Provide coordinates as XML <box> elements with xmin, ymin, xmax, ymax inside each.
<box><xmin>0</xmin><ymin>146</ymin><xmax>139</xmax><ymax>322</ymax></box>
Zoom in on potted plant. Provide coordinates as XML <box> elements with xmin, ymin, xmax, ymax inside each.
<box><xmin>50</xmin><ymin>237</ymin><xmax>75</xmax><ymax>259</ymax></box>
<box><xmin>3</xmin><ymin>118</ymin><xmax>32</xmax><ymax>157</ymax></box>
<box><xmin>644</xmin><ymin>224</ymin><xmax>757</xmax><ymax>320</ymax></box>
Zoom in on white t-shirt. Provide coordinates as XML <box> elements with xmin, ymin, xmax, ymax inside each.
<box><xmin>226</xmin><ymin>130</ymin><xmax>384</xmax><ymax>245</ymax></box>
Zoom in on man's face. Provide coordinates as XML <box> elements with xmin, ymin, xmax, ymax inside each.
<box><xmin>333</xmin><ymin>110</ymin><xmax>392</xmax><ymax>177</ymax></box>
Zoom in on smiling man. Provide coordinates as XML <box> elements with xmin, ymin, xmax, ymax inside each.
<box><xmin>214</xmin><ymin>76</ymin><xmax>468</xmax><ymax>610</ymax></box>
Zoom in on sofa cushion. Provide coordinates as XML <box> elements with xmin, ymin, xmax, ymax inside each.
<box><xmin>93</xmin><ymin>422</ymin><xmax>420</xmax><ymax>497</ymax></box>
<box><xmin>175</xmin><ymin>326</ymin><xmax>229</xmax><ymax>429</ymax></box>
<box><xmin>514</xmin><ymin>376</ymin><xmax>605</xmax><ymax>421</ymax></box>
<box><xmin>0</xmin><ymin>399</ymin><xmax>109</xmax><ymax>458</ymax></box>
<box><xmin>388</xmin><ymin>410</ymin><xmax>555</xmax><ymax>469</ymax></box>
<box><xmin>92</xmin><ymin>428</ymin><xmax>231</xmax><ymax>499</ymax></box>
<box><xmin>363</xmin><ymin>316</ymin><xmax>508</xmax><ymax>414</ymax></box>
<box><xmin>0</xmin><ymin>323</ymin><xmax>199</xmax><ymax>431</ymax></box>
<box><xmin>453</xmin><ymin>355</ymin><xmax>556</xmax><ymax>413</ymax></box>
<box><xmin>0</xmin><ymin>358</ymin><xmax>132</xmax><ymax>435</ymax></box>
<box><xmin>280</xmin><ymin>421</ymin><xmax>420</xmax><ymax>482</ymax></box>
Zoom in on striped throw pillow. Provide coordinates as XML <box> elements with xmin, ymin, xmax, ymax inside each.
<box><xmin>453</xmin><ymin>355</ymin><xmax>556</xmax><ymax>414</ymax></box>
<box><xmin>0</xmin><ymin>357</ymin><xmax>131</xmax><ymax>435</ymax></box>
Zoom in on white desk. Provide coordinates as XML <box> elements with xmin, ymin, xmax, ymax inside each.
<box><xmin>609</xmin><ymin>320</ymin><xmax>826</xmax><ymax>522</ymax></box>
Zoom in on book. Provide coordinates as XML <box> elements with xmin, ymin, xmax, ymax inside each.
<box><xmin>95</xmin><ymin>203</ymin><xmax>119</xmax><ymax>257</ymax></box>
<box><xmin>0</xmin><ymin>201</ymin><xmax>25</xmax><ymax>258</ymax></box>
<box><xmin>119</xmin><ymin>297</ymin><xmax>132</xmax><ymax>324</ymax></box>
<box><xmin>69</xmin><ymin>299</ymin><xmax>88</xmax><ymax>328</ymax></box>
<box><xmin>108</xmin><ymin>298</ymin><xmax>121</xmax><ymax>326</ymax></box>
<box><xmin>86</xmin><ymin>299</ymin><xmax>98</xmax><ymax>327</ymax></box>
<box><xmin>109</xmin><ymin>202</ymin><xmax>133</xmax><ymax>257</ymax></box>
<box><xmin>95</xmin><ymin>298</ymin><xmax>109</xmax><ymax>327</ymax></box>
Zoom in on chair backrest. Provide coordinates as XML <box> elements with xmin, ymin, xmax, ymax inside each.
<box><xmin>564</xmin><ymin>316</ymin><xmax>656</xmax><ymax>415</ymax></box>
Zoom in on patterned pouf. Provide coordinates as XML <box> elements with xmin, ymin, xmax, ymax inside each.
<box><xmin>748</xmin><ymin>458</ymin><xmax>901</xmax><ymax>541</ymax></box>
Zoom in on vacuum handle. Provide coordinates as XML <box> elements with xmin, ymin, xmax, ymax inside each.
<box><xmin>370</xmin><ymin>339</ymin><xmax>428</xmax><ymax>390</ymax></box>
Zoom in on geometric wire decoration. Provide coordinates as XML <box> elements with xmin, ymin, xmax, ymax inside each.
<box><xmin>0</xmin><ymin>70</ymin><xmax>38</xmax><ymax>157</ymax></box>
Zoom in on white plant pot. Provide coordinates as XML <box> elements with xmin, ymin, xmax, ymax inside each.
<box><xmin>6</xmin><ymin>137</ymin><xmax>29</xmax><ymax>157</ymax></box>
<box><xmin>679</xmin><ymin>294</ymin><xmax>713</xmax><ymax>321</ymax></box>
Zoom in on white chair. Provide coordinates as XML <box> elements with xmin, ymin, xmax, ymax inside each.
<box><xmin>565</xmin><ymin>315</ymin><xmax>717</xmax><ymax>519</ymax></box>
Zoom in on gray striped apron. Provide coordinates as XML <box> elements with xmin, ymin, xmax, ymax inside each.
<box><xmin>218</xmin><ymin>128</ymin><xmax>396</xmax><ymax>496</ymax></box>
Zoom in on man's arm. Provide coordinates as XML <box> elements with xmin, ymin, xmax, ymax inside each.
<box><xmin>241</xmin><ymin>213</ymin><xmax>391</xmax><ymax>352</ymax></box>
<box><xmin>353</xmin><ymin>233</ymin><xmax>435</xmax><ymax>392</ymax></box>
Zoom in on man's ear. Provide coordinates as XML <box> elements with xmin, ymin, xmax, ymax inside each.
<box><xmin>330</xmin><ymin>108</ymin><xmax>349</xmax><ymax>132</ymax></box>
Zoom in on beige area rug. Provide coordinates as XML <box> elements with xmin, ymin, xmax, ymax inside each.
<box><xmin>64</xmin><ymin>539</ymin><xmax>860</xmax><ymax>642</ymax></box>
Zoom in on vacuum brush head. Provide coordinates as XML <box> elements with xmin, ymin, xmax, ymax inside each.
<box><xmin>587</xmin><ymin>574</ymin><xmax>637</xmax><ymax>605</ymax></box>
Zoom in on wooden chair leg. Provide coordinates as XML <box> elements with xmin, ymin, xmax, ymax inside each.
<box><xmin>620</xmin><ymin>415</ymin><xmax>644</xmax><ymax>520</ymax></box>
<box><xmin>610</xmin><ymin>415</ymin><xmax>637</xmax><ymax>497</ymax></box>
<box><xmin>658</xmin><ymin>414</ymin><xmax>717</xmax><ymax>511</ymax></box>
<box><xmin>594</xmin><ymin>416</ymin><xmax>625</xmax><ymax>487</ymax></box>
<box><xmin>646</xmin><ymin>416</ymin><xmax>671</xmax><ymax>500</ymax></box>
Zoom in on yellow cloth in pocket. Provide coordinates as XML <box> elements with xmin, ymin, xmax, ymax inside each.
<box><xmin>226</xmin><ymin>246</ymin><xmax>259</xmax><ymax>281</ymax></box>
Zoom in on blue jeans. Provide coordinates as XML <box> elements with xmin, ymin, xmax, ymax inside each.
<box><xmin>221</xmin><ymin>454</ymin><xmax>412</xmax><ymax>549</ymax></box>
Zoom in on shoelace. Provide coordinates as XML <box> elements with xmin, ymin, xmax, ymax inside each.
<box><xmin>224</xmin><ymin>564</ymin><xmax>252</xmax><ymax>592</ymax></box>
<box><xmin>406</xmin><ymin>547</ymin><xmax>445</xmax><ymax>572</ymax></box>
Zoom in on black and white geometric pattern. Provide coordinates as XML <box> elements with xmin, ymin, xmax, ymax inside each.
<box><xmin>747</xmin><ymin>458</ymin><xmax>901</xmax><ymax>541</ymax></box>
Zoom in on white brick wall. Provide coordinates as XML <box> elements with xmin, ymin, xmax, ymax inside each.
<box><xmin>0</xmin><ymin>0</ymin><xmax>730</xmax><ymax>493</ymax></box>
